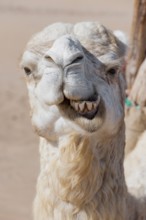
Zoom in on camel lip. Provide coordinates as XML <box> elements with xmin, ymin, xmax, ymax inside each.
<box><xmin>78</xmin><ymin>107</ymin><xmax>99</xmax><ymax>120</ymax></box>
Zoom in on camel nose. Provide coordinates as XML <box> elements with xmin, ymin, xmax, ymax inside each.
<box><xmin>44</xmin><ymin>35</ymin><xmax>84</xmax><ymax>68</ymax></box>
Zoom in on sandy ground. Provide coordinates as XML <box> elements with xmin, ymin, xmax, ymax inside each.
<box><xmin>0</xmin><ymin>0</ymin><xmax>133</xmax><ymax>219</ymax></box>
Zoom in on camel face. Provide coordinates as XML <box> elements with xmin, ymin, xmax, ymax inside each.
<box><xmin>21</xmin><ymin>22</ymin><xmax>126</xmax><ymax>138</ymax></box>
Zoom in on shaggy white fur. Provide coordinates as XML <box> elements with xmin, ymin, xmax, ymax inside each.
<box><xmin>21</xmin><ymin>22</ymin><xmax>146</xmax><ymax>220</ymax></box>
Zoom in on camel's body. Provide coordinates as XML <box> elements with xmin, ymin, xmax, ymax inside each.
<box><xmin>21</xmin><ymin>22</ymin><xmax>146</xmax><ymax>220</ymax></box>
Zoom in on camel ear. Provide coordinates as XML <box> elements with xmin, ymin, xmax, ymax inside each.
<box><xmin>113</xmin><ymin>30</ymin><xmax>128</xmax><ymax>59</ymax></box>
<box><xmin>113</xmin><ymin>30</ymin><xmax>128</xmax><ymax>46</ymax></box>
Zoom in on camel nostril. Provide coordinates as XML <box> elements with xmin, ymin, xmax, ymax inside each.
<box><xmin>65</xmin><ymin>54</ymin><xmax>84</xmax><ymax>68</ymax></box>
<box><xmin>72</xmin><ymin>55</ymin><xmax>84</xmax><ymax>63</ymax></box>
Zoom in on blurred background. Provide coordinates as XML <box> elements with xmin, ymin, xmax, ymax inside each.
<box><xmin>0</xmin><ymin>0</ymin><xmax>133</xmax><ymax>220</ymax></box>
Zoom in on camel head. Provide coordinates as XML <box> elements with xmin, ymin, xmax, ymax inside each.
<box><xmin>21</xmin><ymin>22</ymin><xmax>126</xmax><ymax>140</ymax></box>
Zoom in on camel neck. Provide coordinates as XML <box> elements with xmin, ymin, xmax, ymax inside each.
<box><xmin>37</xmin><ymin>125</ymin><xmax>128</xmax><ymax>219</ymax></box>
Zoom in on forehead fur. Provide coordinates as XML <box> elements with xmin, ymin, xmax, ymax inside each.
<box><xmin>26</xmin><ymin>22</ymin><xmax>126</xmax><ymax>58</ymax></box>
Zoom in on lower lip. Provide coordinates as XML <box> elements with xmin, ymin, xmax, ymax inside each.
<box><xmin>77</xmin><ymin>107</ymin><xmax>98</xmax><ymax>120</ymax></box>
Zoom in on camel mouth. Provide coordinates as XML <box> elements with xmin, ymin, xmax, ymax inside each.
<box><xmin>70</xmin><ymin>96</ymin><xmax>100</xmax><ymax>120</ymax></box>
<box><xmin>59</xmin><ymin>95</ymin><xmax>101</xmax><ymax>120</ymax></box>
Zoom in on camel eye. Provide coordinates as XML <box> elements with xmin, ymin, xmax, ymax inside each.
<box><xmin>24</xmin><ymin>67</ymin><xmax>32</xmax><ymax>75</ymax></box>
<box><xmin>107</xmin><ymin>68</ymin><xmax>117</xmax><ymax>76</ymax></box>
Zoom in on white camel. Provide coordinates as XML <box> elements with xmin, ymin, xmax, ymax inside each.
<box><xmin>21</xmin><ymin>22</ymin><xmax>146</xmax><ymax>220</ymax></box>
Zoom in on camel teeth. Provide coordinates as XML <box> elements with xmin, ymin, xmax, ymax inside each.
<box><xmin>78</xmin><ymin>102</ymin><xmax>85</xmax><ymax>112</ymax></box>
<box><xmin>70</xmin><ymin>100</ymin><xmax>75</xmax><ymax>108</ymax></box>
<box><xmin>96</xmin><ymin>96</ymin><xmax>100</xmax><ymax>106</ymax></box>
<box><xmin>70</xmin><ymin>96</ymin><xmax>100</xmax><ymax>113</ymax></box>
<box><xmin>86</xmin><ymin>102</ymin><xmax>93</xmax><ymax>111</ymax></box>
<box><xmin>74</xmin><ymin>102</ymin><xmax>79</xmax><ymax>111</ymax></box>
<box><xmin>93</xmin><ymin>102</ymin><xmax>97</xmax><ymax>110</ymax></box>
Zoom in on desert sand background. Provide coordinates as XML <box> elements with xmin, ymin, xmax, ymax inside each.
<box><xmin>0</xmin><ymin>0</ymin><xmax>133</xmax><ymax>219</ymax></box>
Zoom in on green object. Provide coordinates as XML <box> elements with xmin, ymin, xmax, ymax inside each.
<box><xmin>125</xmin><ymin>98</ymin><xmax>140</xmax><ymax>110</ymax></box>
<box><xmin>125</xmin><ymin>98</ymin><xmax>133</xmax><ymax>107</ymax></box>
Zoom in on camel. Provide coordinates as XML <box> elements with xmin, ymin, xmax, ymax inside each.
<box><xmin>20</xmin><ymin>22</ymin><xmax>146</xmax><ymax>220</ymax></box>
